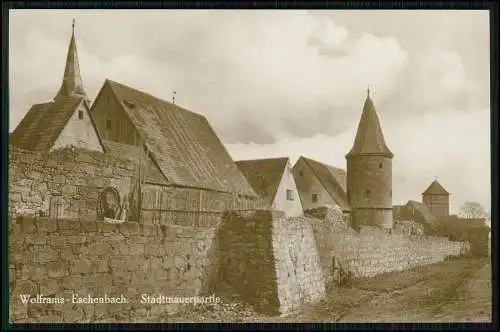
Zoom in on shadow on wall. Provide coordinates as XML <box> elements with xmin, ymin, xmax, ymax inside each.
<box><xmin>207</xmin><ymin>210</ymin><xmax>281</xmax><ymax>315</ymax></box>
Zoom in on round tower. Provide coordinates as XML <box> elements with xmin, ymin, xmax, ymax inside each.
<box><xmin>422</xmin><ymin>179</ymin><xmax>450</xmax><ymax>218</ymax></box>
<box><xmin>346</xmin><ymin>89</ymin><xmax>394</xmax><ymax>230</ymax></box>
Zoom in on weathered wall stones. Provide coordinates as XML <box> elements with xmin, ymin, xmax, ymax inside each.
<box><xmin>9</xmin><ymin>216</ymin><xmax>218</xmax><ymax>323</ymax></box>
<box><xmin>8</xmin><ymin>147</ymin><xmax>473</xmax><ymax>323</ymax></box>
<box><xmin>9</xmin><ymin>145</ymin><xmax>265</xmax><ymax>224</ymax></box>
<box><xmin>308</xmin><ymin>209</ymin><xmax>471</xmax><ymax>280</ymax></box>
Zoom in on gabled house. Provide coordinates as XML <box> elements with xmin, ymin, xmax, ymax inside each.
<box><xmin>235</xmin><ymin>157</ymin><xmax>303</xmax><ymax>218</ymax></box>
<box><xmin>89</xmin><ymin>79</ymin><xmax>257</xmax><ymax>198</ymax></box>
<box><xmin>293</xmin><ymin>156</ymin><xmax>350</xmax><ymax>218</ymax></box>
<box><xmin>10</xmin><ymin>23</ymin><xmax>104</xmax><ymax>153</ymax></box>
<box><xmin>395</xmin><ymin>200</ymin><xmax>439</xmax><ymax>234</ymax></box>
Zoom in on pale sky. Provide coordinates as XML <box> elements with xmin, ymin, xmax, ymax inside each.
<box><xmin>9</xmin><ymin>10</ymin><xmax>491</xmax><ymax>214</ymax></box>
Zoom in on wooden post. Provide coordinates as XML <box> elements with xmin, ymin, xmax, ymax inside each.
<box><xmin>198</xmin><ymin>189</ymin><xmax>203</xmax><ymax>227</ymax></box>
<box><xmin>137</xmin><ymin>138</ymin><xmax>143</xmax><ymax>223</ymax></box>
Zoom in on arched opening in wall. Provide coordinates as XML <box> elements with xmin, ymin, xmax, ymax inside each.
<box><xmin>366</xmin><ymin>189</ymin><xmax>371</xmax><ymax>196</ymax></box>
<box><xmin>379</xmin><ymin>163</ymin><xmax>382</xmax><ymax>169</ymax></box>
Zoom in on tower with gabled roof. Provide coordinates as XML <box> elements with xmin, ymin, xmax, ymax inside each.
<box><xmin>346</xmin><ymin>88</ymin><xmax>394</xmax><ymax>230</ymax></box>
<box><xmin>422</xmin><ymin>179</ymin><xmax>450</xmax><ymax>218</ymax></box>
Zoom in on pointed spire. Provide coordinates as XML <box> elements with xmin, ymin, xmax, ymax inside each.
<box><xmin>54</xmin><ymin>19</ymin><xmax>90</xmax><ymax>104</ymax></box>
<box><xmin>346</xmin><ymin>90</ymin><xmax>393</xmax><ymax>158</ymax></box>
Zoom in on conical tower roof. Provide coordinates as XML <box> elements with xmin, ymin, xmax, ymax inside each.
<box><xmin>422</xmin><ymin>180</ymin><xmax>450</xmax><ymax>196</ymax></box>
<box><xmin>54</xmin><ymin>19</ymin><xmax>90</xmax><ymax>104</ymax></box>
<box><xmin>346</xmin><ymin>90</ymin><xmax>393</xmax><ymax>158</ymax></box>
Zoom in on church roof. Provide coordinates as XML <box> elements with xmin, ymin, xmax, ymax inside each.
<box><xmin>10</xmin><ymin>96</ymin><xmax>95</xmax><ymax>151</ymax></box>
<box><xmin>422</xmin><ymin>180</ymin><xmax>450</xmax><ymax>196</ymax></box>
<box><xmin>296</xmin><ymin>156</ymin><xmax>350</xmax><ymax>211</ymax></box>
<box><xmin>346</xmin><ymin>93</ymin><xmax>393</xmax><ymax>158</ymax></box>
<box><xmin>93</xmin><ymin>79</ymin><xmax>257</xmax><ymax>197</ymax></box>
<box><xmin>54</xmin><ymin>21</ymin><xmax>90</xmax><ymax>104</ymax></box>
<box><xmin>235</xmin><ymin>157</ymin><xmax>289</xmax><ymax>206</ymax></box>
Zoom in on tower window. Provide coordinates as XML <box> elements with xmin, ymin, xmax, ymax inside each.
<box><xmin>312</xmin><ymin>194</ymin><xmax>318</xmax><ymax>203</ymax></box>
<box><xmin>286</xmin><ymin>189</ymin><xmax>294</xmax><ymax>201</ymax></box>
<box><xmin>366</xmin><ymin>189</ymin><xmax>371</xmax><ymax>195</ymax></box>
<box><xmin>106</xmin><ymin>119</ymin><xmax>112</xmax><ymax>130</ymax></box>
<box><xmin>379</xmin><ymin>163</ymin><xmax>382</xmax><ymax>169</ymax></box>
<box><xmin>299</xmin><ymin>170</ymin><xmax>303</xmax><ymax>176</ymax></box>
<box><xmin>390</xmin><ymin>190</ymin><xmax>392</xmax><ymax>198</ymax></box>
<box><xmin>78</xmin><ymin>110</ymin><xmax>84</xmax><ymax>119</ymax></box>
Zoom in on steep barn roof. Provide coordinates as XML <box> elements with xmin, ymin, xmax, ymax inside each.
<box><xmin>422</xmin><ymin>180</ymin><xmax>450</xmax><ymax>196</ymax></box>
<box><xmin>235</xmin><ymin>157</ymin><xmax>289</xmax><ymax>205</ymax></box>
<box><xmin>403</xmin><ymin>200</ymin><xmax>439</xmax><ymax>230</ymax></box>
<box><xmin>10</xmin><ymin>96</ymin><xmax>101</xmax><ymax>152</ymax></box>
<box><xmin>97</xmin><ymin>79</ymin><xmax>257</xmax><ymax>197</ymax></box>
<box><xmin>393</xmin><ymin>205</ymin><xmax>405</xmax><ymax>219</ymax></box>
<box><xmin>346</xmin><ymin>92</ymin><xmax>393</xmax><ymax>158</ymax></box>
<box><xmin>101</xmin><ymin>140</ymin><xmax>167</xmax><ymax>185</ymax></box>
<box><xmin>298</xmin><ymin>156</ymin><xmax>350</xmax><ymax>211</ymax></box>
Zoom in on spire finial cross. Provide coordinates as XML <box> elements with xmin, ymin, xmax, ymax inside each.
<box><xmin>72</xmin><ymin>19</ymin><xmax>75</xmax><ymax>34</ymax></box>
<box><xmin>172</xmin><ymin>89</ymin><xmax>176</xmax><ymax>105</ymax></box>
<box><xmin>367</xmin><ymin>85</ymin><xmax>370</xmax><ymax>98</ymax></box>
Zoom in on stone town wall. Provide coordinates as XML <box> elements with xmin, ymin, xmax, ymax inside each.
<box><xmin>215</xmin><ymin>210</ymin><xmax>325</xmax><ymax>315</ymax></box>
<box><xmin>8</xmin><ymin>145</ymin><xmax>263</xmax><ymax>224</ymax></box>
<box><xmin>8</xmin><ymin>209</ymin><xmax>473</xmax><ymax>323</ymax></box>
<box><xmin>9</xmin><ymin>145</ymin><xmax>136</xmax><ymax>219</ymax></box>
<box><xmin>9</xmin><ymin>216</ymin><xmax>219</xmax><ymax>323</ymax></box>
<box><xmin>307</xmin><ymin>208</ymin><xmax>471</xmax><ymax>280</ymax></box>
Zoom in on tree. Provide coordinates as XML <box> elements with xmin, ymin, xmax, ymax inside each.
<box><xmin>459</xmin><ymin>201</ymin><xmax>487</xmax><ymax>219</ymax></box>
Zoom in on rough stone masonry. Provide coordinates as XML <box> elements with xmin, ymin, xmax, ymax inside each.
<box><xmin>9</xmin><ymin>216</ymin><xmax>218</xmax><ymax>323</ymax></box>
<box><xmin>8</xmin><ymin>145</ymin><xmax>473</xmax><ymax>322</ymax></box>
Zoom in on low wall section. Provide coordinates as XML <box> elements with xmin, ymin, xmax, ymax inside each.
<box><xmin>9</xmin><ymin>216</ymin><xmax>219</xmax><ymax>323</ymax></box>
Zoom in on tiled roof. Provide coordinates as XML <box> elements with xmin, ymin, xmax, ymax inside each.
<box><xmin>10</xmin><ymin>96</ymin><xmax>85</xmax><ymax>151</ymax></box>
<box><xmin>422</xmin><ymin>180</ymin><xmax>450</xmax><ymax>195</ymax></box>
<box><xmin>346</xmin><ymin>95</ymin><xmax>393</xmax><ymax>158</ymax></box>
<box><xmin>100</xmin><ymin>79</ymin><xmax>257</xmax><ymax>196</ymax></box>
<box><xmin>101</xmin><ymin>140</ymin><xmax>167</xmax><ymax>185</ymax></box>
<box><xmin>393</xmin><ymin>205</ymin><xmax>405</xmax><ymax>219</ymax></box>
<box><xmin>298</xmin><ymin>156</ymin><xmax>350</xmax><ymax>211</ymax></box>
<box><xmin>235</xmin><ymin>157</ymin><xmax>289</xmax><ymax>205</ymax></box>
<box><xmin>403</xmin><ymin>200</ymin><xmax>438</xmax><ymax>228</ymax></box>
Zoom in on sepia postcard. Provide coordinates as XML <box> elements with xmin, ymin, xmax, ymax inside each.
<box><xmin>5</xmin><ymin>6</ymin><xmax>493</xmax><ymax>327</ymax></box>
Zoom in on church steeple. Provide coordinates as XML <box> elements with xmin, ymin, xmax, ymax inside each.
<box><xmin>346</xmin><ymin>89</ymin><xmax>393</xmax><ymax>158</ymax></box>
<box><xmin>54</xmin><ymin>19</ymin><xmax>90</xmax><ymax>104</ymax></box>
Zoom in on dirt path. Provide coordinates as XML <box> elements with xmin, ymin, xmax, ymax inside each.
<box><xmin>428</xmin><ymin>262</ymin><xmax>491</xmax><ymax>322</ymax></box>
<box><xmin>336</xmin><ymin>259</ymin><xmax>491</xmax><ymax>323</ymax></box>
<box><xmin>164</xmin><ymin>258</ymin><xmax>491</xmax><ymax>323</ymax></box>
